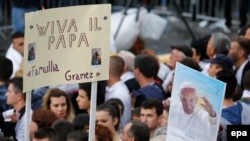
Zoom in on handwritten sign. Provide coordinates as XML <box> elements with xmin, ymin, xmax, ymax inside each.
<box><xmin>23</xmin><ymin>4</ymin><xmax>111</xmax><ymax>92</ymax></box>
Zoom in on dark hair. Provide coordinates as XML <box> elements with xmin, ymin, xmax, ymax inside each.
<box><xmin>239</xmin><ymin>24</ymin><xmax>250</xmax><ymax>36</ymax></box>
<box><xmin>141</xmin><ymin>98</ymin><xmax>163</xmax><ymax>116</ymax></box>
<box><xmin>11</xmin><ymin>32</ymin><xmax>24</xmax><ymax>40</ymax></box>
<box><xmin>128</xmin><ymin>120</ymin><xmax>150</xmax><ymax>141</ymax></box>
<box><xmin>33</xmin><ymin>127</ymin><xmax>58</xmax><ymax>141</ymax></box>
<box><xmin>78</xmin><ymin>81</ymin><xmax>107</xmax><ymax>106</ymax></box>
<box><xmin>180</xmin><ymin>57</ymin><xmax>202</xmax><ymax>72</ymax></box>
<box><xmin>32</xmin><ymin>108</ymin><xmax>58</xmax><ymax>129</ymax></box>
<box><xmin>95</xmin><ymin>124</ymin><xmax>113</xmax><ymax>141</ymax></box>
<box><xmin>51</xmin><ymin>119</ymin><xmax>74</xmax><ymax>141</ymax></box>
<box><xmin>78</xmin><ymin>82</ymin><xmax>92</xmax><ymax>100</ymax></box>
<box><xmin>67</xmin><ymin>130</ymin><xmax>89</xmax><ymax>141</ymax></box>
<box><xmin>106</xmin><ymin>98</ymin><xmax>124</xmax><ymax>116</ymax></box>
<box><xmin>9</xmin><ymin>77</ymin><xmax>23</xmax><ymax>93</ymax></box>
<box><xmin>0</xmin><ymin>56</ymin><xmax>13</xmax><ymax>82</ymax></box>
<box><xmin>132</xmin><ymin>107</ymin><xmax>140</xmax><ymax>118</ymax></box>
<box><xmin>8</xmin><ymin>77</ymin><xmax>25</xmax><ymax>100</ymax></box>
<box><xmin>96</xmin><ymin>103</ymin><xmax>120</xmax><ymax>131</ymax></box>
<box><xmin>191</xmin><ymin>34</ymin><xmax>210</xmax><ymax>61</ymax></box>
<box><xmin>216</xmin><ymin>69</ymin><xmax>237</xmax><ymax>99</ymax></box>
<box><xmin>134</xmin><ymin>54</ymin><xmax>158</xmax><ymax>78</ymax></box>
<box><xmin>72</xmin><ymin>113</ymin><xmax>89</xmax><ymax>131</ymax></box>
<box><xmin>232</xmin><ymin>37</ymin><xmax>250</xmax><ymax>58</ymax></box>
<box><xmin>110</xmin><ymin>55</ymin><xmax>125</xmax><ymax>77</ymax></box>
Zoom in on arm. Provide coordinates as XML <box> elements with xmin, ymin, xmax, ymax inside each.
<box><xmin>200</xmin><ymin>96</ymin><xmax>217</xmax><ymax>125</ymax></box>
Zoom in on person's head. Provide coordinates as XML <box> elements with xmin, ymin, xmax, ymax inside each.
<box><xmin>67</xmin><ymin>130</ymin><xmax>89</xmax><ymax>141</ymax></box>
<box><xmin>239</xmin><ymin>24</ymin><xmax>250</xmax><ymax>39</ymax></box>
<box><xmin>131</xmin><ymin>107</ymin><xmax>141</xmax><ymax>121</ymax></box>
<box><xmin>161</xmin><ymin>106</ymin><xmax>169</xmax><ymax>127</ymax></box>
<box><xmin>96</xmin><ymin>103</ymin><xmax>119</xmax><ymax>133</ymax></box>
<box><xmin>140</xmin><ymin>99</ymin><xmax>163</xmax><ymax>133</ymax></box>
<box><xmin>179</xmin><ymin>81</ymin><xmax>198</xmax><ymax>114</ymax></box>
<box><xmin>208</xmin><ymin>54</ymin><xmax>234</xmax><ymax>77</ymax></box>
<box><xmin>134</xmin><ymin>54</ymin><xmax>158</xmax><ymax>80</ymax></box>
<box><xmin>67</xmin><ymin>130</ymin><xmax>88</xmax><ymax>141</ymax></box>
<box><xmin>33</xmin><ymin>127</ymin><xmax>58</xmax><ymax>141</ymax></box>
<box><xmin>140</xmin><ymin>48</ymin><xmax>159</xmax><ymax>61</ymax></box>
<box><xmin>77</xmin><ymin>82</ymin><xmax>91</xmax><ymax>113</ymax></box>
<box><xmin>5</xmin><ymin>77</ymin><xmax>25</xmax><ymax>108</ymax></box>
<box><xmin>243</xmin><ymin>70</ymin><xmax>250</xmax><ymax>90</ymax></box>
<box><xmin>0</xmin><ymin>56</ymin><xmax>13</xmax><ymax>83</ymax></box>
<box><xmin>169</xmin><ymin>45</ymin><xmax>193</xmax><ymax>69</ymax></box>
<box><xmin>72</xmin><ymin>113</ymin><xmax>89</xmax><ymax>131</ymax></box>
<box><xmin>216</xmin><ymin>69</ymin><xmax>237</xmax><ymax>99</ymax></box>
<box><xmin>228</xmin><ymin>37</ymin><xmax>250</xmax><ymax>64</ymax></box>
<box><xmin>109</xmin><ymin>55</ymin><xmax>125</xmax><ymax>78</ymax></box>
<box><xmin>139</xmin><ymin>48</ymin><xmax>161</xmax><ymax>81</ymax></box>
<box><xmin>42</xmin><ymin>88</ymin><xmax>74</xmax><ymax>121</ymax></box>
<box><xmin>51</xmin><ymin>119</ymin><xmax>74</xmax><ymax>141</ymax></box>
<box><xmin>121</xmin><ymin>120</ymin><xmax>150</xmax><ymax>141</ymax></box>
<box><xmin>106</xmin><ymin>98</ymin><xmax>124</xmax><ymax>117</ymax></box>
<box><xmin>30</xmin><ymin>109</ymin><xmax>58</xmax><ymax>139</ymax></box>
<box><xmin>117</xmin><ymin>50</ymin><xmax>135</xmax><ymax>72</ymax></box>
<box><xmin>11</xmin><ymin>32</ymin><xmax>24</xmax><ymax>55</ymax></box>
<box><xmin>94</xmin><ymin>124</ymin><xmax>113</xmax><ymax>141</ymax></box>
<box><xmin>179</xmin><ymin>57</ymin><xmax>202</xmax><ymax>72</ymax></box>
<box><xmin>191</xmin><ymin>35</ymin><xmax>210</xmax><ymax>62</ymax></box>
<box><xmin>206</xmin><ymin>32</ymin><xmax>230</xmax><ymax>59</ymax></box>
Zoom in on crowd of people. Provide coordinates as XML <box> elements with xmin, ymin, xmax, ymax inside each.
<box><xmin>1</xmin><ymin>0</ymin><xmax>250</xmax><ymax>141</ymax></box>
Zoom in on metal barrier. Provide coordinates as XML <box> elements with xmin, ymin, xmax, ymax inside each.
<box><xmin>0</xmin><ymin>0</ymin><xmax>12</xmax><ymax>40</ymax></box>
<box><xmin>0</xmin><ymin>0</ymin><xmax>246</xmax><ymax>39</ymax></box>
<box><xmin>153</xmin><ymin>0</ymin><xmax>243</xmax><ymax>31</ymax></box>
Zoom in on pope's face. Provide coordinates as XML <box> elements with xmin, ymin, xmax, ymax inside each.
<box><xmin>179</xmin><ymin>88</ymin><xmax>197</xmax><ymax>114</ymax></box>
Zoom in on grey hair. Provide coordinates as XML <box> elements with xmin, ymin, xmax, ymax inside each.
<box><xmin>212</xmin><ymin>33</ymin><xmax>230</xmax><ymax>55</ymax></box>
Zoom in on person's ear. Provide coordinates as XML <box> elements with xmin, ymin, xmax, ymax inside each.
<box><xmin>211</xmin><ymin>47</ymin><xmax>216</xmax><ymax>55</ymax></box>
<box><xmin>157</xmin><ymin>114</ymin><xmax>163</xmax><ymax>126</ymax></box>
<box><xmin>238</xmin><ymin>49</ymin><xmax>245</xmax><ymax>58</ymax></box>
<box><xmin>216</xmin><ymin>67</ymin><xmax>222</xmax><ymax>73</ymax></box>
<box><xmin>16</xmin><ymin>92</ymin><xmax>23</xmax><ymax>101</ymax></box>
<box><xmin>134</xmin><ymin>68</ymin><xmax>139</xmax><ymax>75</ymax></box>
<box><xmin>124</xmin><ymin>63</ymin><xmax>128</xmax><ymax>72</ymax></box>
<box><xmin>112</xmin><ymin>117</ymin><xmax>118</xmax><ymax>127</ymax></box>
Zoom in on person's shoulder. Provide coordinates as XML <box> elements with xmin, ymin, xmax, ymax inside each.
<box><xmin>239</xmin><ymin>102</ymin><xmax>250</xmax><ymax>113</ymax></box>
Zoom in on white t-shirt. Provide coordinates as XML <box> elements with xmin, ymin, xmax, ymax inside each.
<box><xmin>105</xmin><ymin>81</ymin><xmax>131</xmax><ymax>131</ymax></box>
<box><xmin>5</xmin><ymin>44</ymin><xmax>23</xmax><ymax>78</ymax></box>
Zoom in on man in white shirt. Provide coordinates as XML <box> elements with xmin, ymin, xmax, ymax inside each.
<box><xmin>105</xmin><ymin>55</ymin><xmax>131</xmax><ymax>131</ymax></box>
<box><xmin>117</xmin><ymin>50</ymin><xmax>140</xmax><ymax>93</ymax></box>
<box><xmin>5</xmin><ymin>32</ymin><xmax>24</xmax><ymax>78</ymax></box>
<box><xmin>5</xmin><ymin>77</ymin><xmax>32</xmax><ymax>141</ymax></box>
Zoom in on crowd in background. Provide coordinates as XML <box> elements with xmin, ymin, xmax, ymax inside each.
<box><xmin>1</xmin><ymin>0</ymin><xmax>250</xmax><ymax>141</ymax></box>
